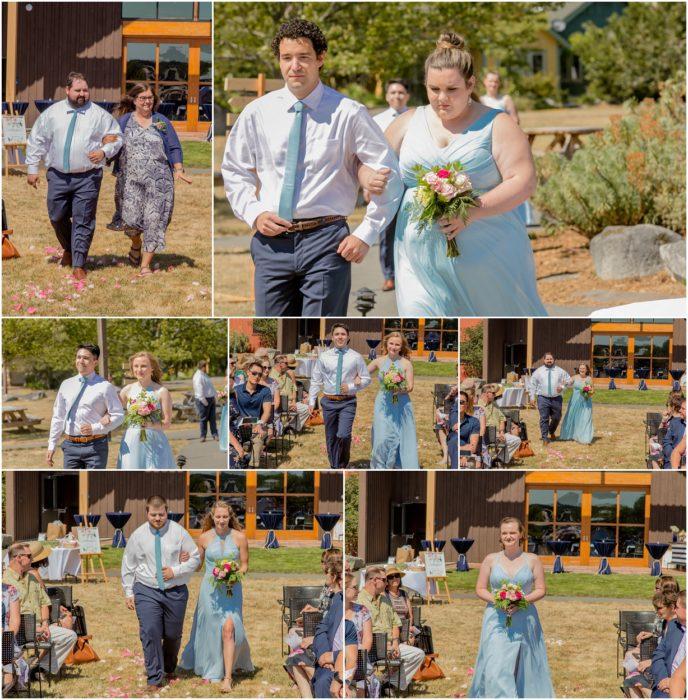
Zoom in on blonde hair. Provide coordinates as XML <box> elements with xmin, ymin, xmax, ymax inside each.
<box><xmin>201</xmin><ymin>500</ymin><xmax>243</xmax><ymax>533</ymax></box>
<box><xmin>499</xmin><ymin>516</ymin><xmax>526</xmax><ymax>548</ymax></box>
<box><xmin>129</xmin><ymin>351</ymin><xmax>163</xmax><ymax>385</ymax></box>
<box><xmin>425</xmin><ymin>32</ymin><xmax>475</xmax><ymax>84</ymax></box>
<box><xmin>382</xmin><ymin>331</ymin><xmax>411</xmax><ymax>359</ymax></box>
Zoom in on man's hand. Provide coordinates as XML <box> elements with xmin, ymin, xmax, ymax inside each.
<box><xmin>658</xmin><ymin>679</ymin><xmax>671</xmax><ymax>692</ymax></box>
<box><xmin>179</xmin><ymin>550</ymin><xmax>190</xmax><ymax>563</ymax></box>
<box><xmin>87</xmin><ymin>149</ymin><xmax>105</xmax><ymax>164</ymax></box>
<box><xmin>340</xmin><ymin>383</ymin><xmax>349</xmax><ymax>394</ymax></box>
<box><xmin>256</xmin><ymin>212</ymin><xmax>291</xmax><ymax>236</ymax></box>
<box><xmin>337</xmin><ymin>235</ymin><xmax>369</xmax><ymax>263</ymax></box>
<box><xmin>162</xmin><ymin>566</ymin><xmax>175</xmax><ymax>581</ymax></box>
<box><xmin>80</xmin><ymin>423</ymin><xmax>94</xmax><ymax>436</ymax></box>
<box><xmin>389</xmin><ymin>639</ymin><xmax>400</xmax><ymax>659</ymax></box>
<box><xmin>358</xmin><ymin>166</ymin><xmax>391</xmax><ymax>196</ymax></box>
<box><xmin>100</xmin><ymin>414</ymin><xmax>111</xmax><ymax>426</ymax></box>
<box><xmin>38</xmin><ymin>622</ymin><xmax>51</xmax><ymax>640</ymax></box>
<box><xmin>27</xmin><ymin>174</ymin><xmax>40</xmax><ymax>188</ymax></box>
<box><xmin>126</xmin><ymin>596</ymin><xmax>136</xmax><ymax>611</ymax></box>
<box><xmin>308</xmin><ymin>406</ymin><xmax>316</xmax><ymax>417</ymax></box>
<box><xmin>46</xmin><ymin>450</ymin><xmax>55</xmax><ymax>467</ymax></box>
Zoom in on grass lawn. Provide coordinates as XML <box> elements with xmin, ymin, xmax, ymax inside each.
<box><xmin>2</xmin><ymin>162</ymin><xmax>211</xmax><ymax>317</ymax></box>
<box><xmin>562</xmin><ymin>388</ymin><xmax>668</xmax><ymax>406</ymax></box>
<box><xmin>181</xmin><ymin>142</ymin><xmax>212</xmax><ymax>169</ymax></box>
<box><xmin>268</xmin><ymin>375</ymin><xmax>452</xmax><ymax>469</ymax></box>
<box><xmin>38</xmin><ymin>575</ymin><xmax>317</xmax><ymax>698</ymax></box>
<box><xmin>412</xmin><ymin>361</ymin><xmax>458</xmax><ymax>378</ymax></box>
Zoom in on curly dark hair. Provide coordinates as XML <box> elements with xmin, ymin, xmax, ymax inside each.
<box><xmin>271</xmin><ymin>18</ymin><xmax>328</xmax><ymax>58</ymax></box>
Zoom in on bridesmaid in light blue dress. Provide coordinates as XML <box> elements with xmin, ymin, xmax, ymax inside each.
<box><xmin>470</xmin><ymin>517</ymin><xmax>554</xmax><ymax>698</ymax></box>
<box><xmin>368</xmin><ymin>331</ymin><xmax>419</xmax><ymax>469</ymax></box>
<box><xmin>219</xmin><ymin>402</ymin><xmax>229</xmax><ymax>454</ymax></box>
<box><xmin>180</xmin><ymin>501</ymin><xmax>253</xmax><ymax>691</ymax></box>
<box><xmin>560</xmin><ymin>364</ymin><xmax>594</xmax><ymax>444</ymax></box>
<box><xmin>117</xmin><ymin>352</ymin><xmax>176</xmax><ymax>469</ymax></box>
<box><xmin>383</xmin><ymin>33</ymin><xmax>547</xmax><ymax>317</ymax></box>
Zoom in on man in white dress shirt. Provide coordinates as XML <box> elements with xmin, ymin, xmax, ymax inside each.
<box><xmin>47</xmin><ymin>343</ymin><xmax>124</xmax><ymax>469</ymax></box>
<box><xmin>26</xmin><ymin>72</ymin><xmax>122</xmax><ymax>280</ymax></box>
<box><xmin>308</xmin><ymin>323</ymin><xmax>371</xmax><ymax>468</ymax></box>
<box><xmin>531</xmin><ymin>352</ymin><xmax>571</xmax><ymax>445</ymax></box>
<box><xmin>373</xmin><ymin>78</ymin><xmax>410</xmax><ymax>293</ymax></box>
<box><xmin>122</xmin><ymin>496</ymin><xmax>200</xmax><ymax>690</ymax></box>
<box><xmin>222</xmin><ymin>19</ymin><xmax>403</xmax><ymax>316</ymax></box>
<box><xmin>192</xmin><ymin>360</ymin><xmax>218</xmax><ymax>442</ymax></box>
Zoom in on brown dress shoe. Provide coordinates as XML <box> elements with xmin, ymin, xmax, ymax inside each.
<box><xmin>382</xmin><ymin>279</ymin><xmax>395</xmax><ymax>292</ymax></box>
<box><xmin>73</xmin><ymin>267</ymin><xmax>87</xmax><ymax>280</ymax></box>
<box><xmin>60</xmin><ymin>251</ymin><xmax>72</xmax><ymax>267</ymax></box>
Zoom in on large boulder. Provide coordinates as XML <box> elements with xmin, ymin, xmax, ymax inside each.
<box><xmin>659</xmin><ymin>239</ymin><xmax>686</xmax><ymax>283</ymax></box>
<box><xmin>589</xmin><ymin>225</ymin><xmax>682</xmax><ymax>280</ymax></box>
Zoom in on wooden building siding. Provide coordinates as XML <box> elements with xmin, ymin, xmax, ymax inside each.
<box><xmin>672</xmin><ymin>319</ymin><xmax>686</xmax><ymax>370</ymax></box>
<box><xmin>532</xmin><ymin>319</ymin><xmax>591</xmax><ymax>375</ymax></box>
<box><xmin>649</xmin><ymin>472</ymin><xmax>686</xmax><ymax>542</ymax></box>
<box><xmin>14</xmin><ymin>2</ymin><xmax>123</xmax><ymax>126</ymax></box>
<box><xmin>6</xmin><ymin>471</ymin><xmax>41</xmax><ymax>540</ymax></box>
<box><xmin>483</xmin><ymin>319</ymin><xmax>527</xmax><ymax>381</ymax></box>
<box><xmin>88</xmin><ymin>472</ymin><xmax>185</xmax><ymax>539</ymax></box>
<box><xmin>360</xmin><ymin>473</ymin><xmax>396</xmax><ymax>563</ymax></box>
<box><xmin>319</xmin><ymin>473</ymin><xmax>343</xmax><ymax>514</ymax></box>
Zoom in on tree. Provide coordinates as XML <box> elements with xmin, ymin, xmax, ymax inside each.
<box><xmin>344</xmin><ymin>474</ymin><xmax>359</xmax><ymax>556</ymax></box>
<box><xmin>570</xmin><ymin>3</ymin><xmax>686</xmax><ymax>102</ymax></box>
<box><xmin>461</xmin><ymin>323</ymin><xmax>484</xmax><ymax>378</ymax></box>
<box><xmin>253</xmin><ymin>319</ymin><xmax>278</xmax><ymax>348</ymax></box>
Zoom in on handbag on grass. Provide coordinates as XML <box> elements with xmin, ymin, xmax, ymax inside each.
<box><xmin>413</xmin><ymin>654</ymin><xmax>445</xmax><ymax>681</ymax></box>
<box><xmin>2</xmin><ymin>230</ymin><xmax>20</xmax><ymax>259</ymax></box>
<box><xmin>514</xmin><ymin>440</ymin><xmax>535</xmax><ymax>459</ymax></box>
<box><xmin>66</xmin><ymin>635</ymin><xmax>99</xmax><ymax>664</ymax></box>
<box><xmin>305</xmin><ymin>409</ymin><xmax>324</xmax><ymax>427</ymax></box>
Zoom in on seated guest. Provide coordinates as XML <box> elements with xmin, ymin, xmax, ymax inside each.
<box><xmin>331</xmin><ymin>618</ymin><xmax>358</xmax><ymax>697</ymax></box>
<box><xmin>434</xmin><ymin>384</ymin><xmax>457</xmax><ymax>465</ymax></box>
<box><xmin>357</xmin><ymin>567</ymin><xmax>424</xmax><ymax>692</ymax></box>
<box><xmin>2</xmin><ymin>581</ymin><xmax>29</xmax><ymax>689</ymax></box>
<box><xmin>2</xmin><ymin>542</ymin><xmax>77</xmax><ymax>676</ymax></box>
<box><xmin>271</xmin><ymin>354</ymin><xmax>311</xmax><ymax>433</ymax></box>
<box><xmin>479</xmin><ymin>384</ymin><xmax>522</xmax><ymax>464</ymax></box>
<box><xmin>459</xmin><ymin>391</ymin><xmax>480</xmax><ymax>468</ymax></box>
<box><xmin>656</xmin><ymin>576</ymin><xmax>681</xmax><ymax>596</ymax></box>
<box><xmin>344</xmin><ymin>572</ymin><xmax>377</xmax><ymax>698</ymax></box>
<box><xmin>233</xmin><ymin>360</ymin><xmax>273</xmax><ymax>464</ymax></box>
<box><xmin>384</xmin><ymin>567</ymin><xmax>413</xmax><ymax>638</ymax></box>
<box><xmin>663</xmin><ymin>398</ymin><xmax>686</xmax><ymax>467</ymax></box>
<box><xmin>651</xmin><ymin>590</ymin><xmax>686</xmax><ymax>698</ymax></box>
<box><xmin>447</xmin><ymin>394</ymin><xmax>459</xmax><ymax>469</ymax></box>
<box><xmin>259</xmin><ymin>358</ymin><xmax>281</xmax><ymax>410</ymax></box>
<box><xmin>27</xmin><ymin>542</ymin><xmax>74</xmax><ymax>631</ymax></box>
<box><xmin>671</xmin><ymin>435</ymin><xmax>686</xmax><ymax>469</ymax></box>
<box><xmin>312</xmin><ymin>584</ymin><xmax>343</xmax><ymax>698</ymax></box>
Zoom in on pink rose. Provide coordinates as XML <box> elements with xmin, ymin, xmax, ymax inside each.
<box><xmin>499</xmin><ymin>590</ymin><xmax>507</xmax><ymax>599</ymax></box>
<box><xmin>431</xmin><ymin>180</ymin><xmax>444</xmax><ymax>193</ymax></box>
<box><xmin>424</xmin><ymin>172</ymin><xmax>439</xmax><ymax>186</ymax></box>
<box><xmin>438</xmin><ymin>182</ymin><xmax>457</xmax><ymax>202</ymax></box>
<box><xmin>224</xmin><ymin>563</ymin><xmax>231</xmax><ymax>570</ymax></box>
<box><xmin>454</xmin><ymin>173</ymin><xmax>472</xmax><ymax>192</ymax></box>
<box><xmin>507</xmin><ymin>591</ymin><xmax>517</xmax><ymax>601</ymax></box>
<box><xmin>515</xmin><ymin>591</ymin><xmax>522</xmax><ymax>600</ymax></box>
<box><xmin>437</xmin><ymin>169</ymin><xmax>451</xmax><ymax>179</ymax></box>
<box><xmin>218</xmin><ymin>569</ymin><xmax>227</xmax><ymax>579</ymax></box>
<box><xmin>212</xmin><ymin>567</ymin><xmax>219</xmax><ymax>576</ymax></box>
<box><xmin>393</xmin><ymin>374</ymin><xmax>402</xmax><ymax>382</ymax></box>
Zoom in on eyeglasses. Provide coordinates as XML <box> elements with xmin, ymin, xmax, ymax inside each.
<box><xmin>261</xmin><ymin>366</ymin><xmax>270</xmax><ymax>370</ymax></box>
<box><xmin>136</xmin><ymin>96</ymin><xmax>155</xmax><ymax>102</ymax></box>
<box><xmin>373</xmin><ymin>576</ymin><xmax>386</xmax><ymax>582</ymax></box>
<box><xmin>15</xmin><ymin>553</ymin><xmax>31</xmax><ymax>560</ymax></box>
<box><xmin>459</xmin><ymin>400</ymin><xmax>467</xmax><ymax>405</ymax></box>
<box><xmin>248</xmin><ymin>370</ymin><xmax>262</xmax><ymax>377</ymax></box>
<box><xmin>387</xmin><ymin>574</ymin><xmax>401</xmax><ymax>579</ymax></box>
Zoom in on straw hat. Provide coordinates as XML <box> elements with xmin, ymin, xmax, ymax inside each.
<box><xmin>385</xmin><ymin>565</ymin><xmax>406</xmax><ymax>578</ymax></box>
<box><xmin>286</xmin><ymin>354</ymin><xmax>297</xmax><ymax>369</ymax></box>
<box><xmin>28</xmin><ymin>541</ymin><xmax>53</xmax><ymax>564</ymax></box>
<box><xmin>482</xmin><ymin>383</ymin><xmax>504</xmax><ymax>398</ymax></box>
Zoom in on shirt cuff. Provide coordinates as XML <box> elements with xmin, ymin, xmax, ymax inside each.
<box><xmin>91</xmin><ymin>422</ymin><xmax>104</xmax><ymax>432</ymax></box>
<box><xmin>124</xmin><ymin>587</ymin><xmax>134</xmax><ymax>598</ymax></box>
<box><xmin>48</xmin><ymin>439</ymin><xmax>58</xmax><ymax>450</ymax></box>
<box><xmin>243</xmin><ymin>202</ymin><xmax>271</xmax><ymax>230</ymax></box>
<box><xmin>350</xmin><ymin>219</ymin><xmax>377</xmax><ymax>246</ymax></box>
<box><xmin>27</xmin><ymin>164</ymin><xmax>40</xmax><ymax>175</ymax></box>
<box><xmin>101</xmin><ymin>140</ymin><xmax>120</xmax><ymax>159</ymax></box>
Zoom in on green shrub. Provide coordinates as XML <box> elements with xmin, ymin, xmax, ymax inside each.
<box><xmin>344</xmin><ymin>475</ymin><xmax>359</xmax><ymax>556</ymax></box>
<box><xmin>512</xmin><ymin>73</ymin><xmax>561</xmax><ymax>110</ymax></box>
<box><xmin>229</xmin><ymin>330</ymin><xmax>250</xmax><ymax>354</ymax></box>
<box><xmin>252</xmin><ymin>319</ymin><xmax>278</xmax><ymax>349</ymax></box>
<box><xmin>460</xmin><ymin>324</ymin><xmax>484</xmax><ymax>378</ymax></box>
<box><xmin>532</xmin><ymin>80</ymin><xmax>686</xmax><ymax>239</ymax></box>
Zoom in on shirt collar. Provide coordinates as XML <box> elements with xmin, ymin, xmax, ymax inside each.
<box><xmin>76</xmin><ymin>371</ymin><xmax>97</xmax><ymax>383</ymax></box>
<box><xmin>64</xmin><ymin>99</ymin><xmax>92</xmax><ymax>115</ymax></box>
<box><xmin>282</xmin><ymin>81</ymin><xmax>324</xmax><ymax>112</ymax></box>
<box><xmin>149</xmin><ymin>521</ymin><xmax>170</xmax><ymax>536</ymax></box>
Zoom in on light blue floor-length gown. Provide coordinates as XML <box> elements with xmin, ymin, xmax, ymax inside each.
<box><xmin>559</xmin><ymin>378</ymin><xmax>594</xmax><ymax>444</ymax></box>
<box><xmin>370</xmin><ymin>357</ymin><xmax>419</xmax><ymax>469</ymax></box>
<box><xmin>219</xmin><ymin>403</ymin><xmax>229</xmax><ymax>453</ymax></box>
<box><xmin>116</xmin><ymin>388</ymin><xmax>176</xmax><ymax>469</ymax></box>
<box><xmin>469</xmin><ymin>558</ymin><xmax>555</xmax><ymax>698</ymax></box>
<box><xmin>395</xmin><ymin>106</ymin><xmax>547</xmax><ymax>316</ymax></box>
<box><xmin>179</xmin><ymin>532</ymin><xmax>253</xmax><ymax>680</ymax></box>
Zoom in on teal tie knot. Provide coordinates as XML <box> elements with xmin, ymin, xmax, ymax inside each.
<box><xmin>278</xmin><ymin>100</ymin><xmax>306</xmax><ymax>222</ymax></box>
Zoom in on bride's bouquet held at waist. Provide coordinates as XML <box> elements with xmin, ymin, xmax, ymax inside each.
<box><xmin>124</xmin><ymin>391</ymin><xmax>162</xmax><ymax>442</ymax></box>
<box><xmin>409</xmin><ymin>161</ymin><xmax>479</xmax><ymax>258</ymax></box>
<box><xmin>581</xmin><ymin>379</ymin><xmax>594</xmax><ymax>399</ymax></box>
<box><xmin>493</xmin><ymin>581</ymin><xmax>529</xmax><ymax>627</ymax></box>
<box><xmin>210</xmin><ymin>558</ymin><xmax>243</xmax><ymax>597</ymax></box>
<box><xmin>381</xmin><ymin>367</ymin><xmax>408</xmax><ymax>404</ymax></box>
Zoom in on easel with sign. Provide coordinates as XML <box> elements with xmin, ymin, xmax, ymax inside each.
<box><xmin>424</xmin><ymin>549</ymin><xmax>451</xmax><ymax>604</ymax></box>
<box><xmin>2</xmin><ymin>111</ymin><xmax>27</xmax><ymax>177</ymax></box>
<box><xmin>76</xmin><ymin>526</ymin><xmax>107</xmax><ymax>583</ymax></box>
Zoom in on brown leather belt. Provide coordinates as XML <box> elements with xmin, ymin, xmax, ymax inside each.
<box><xmin>323</xmin><ymin>394</ymin><xmax>354</xmax><ymax>402</ymax></box>
<box><xmin>288</xmin><ymin>215</ymin><xmax>346</xmax><ymax>233</ymax></box>
<box><xmin>63</xmin><ymin>433</ymin><xmax>108</xmax><ymax>444</ymax></box>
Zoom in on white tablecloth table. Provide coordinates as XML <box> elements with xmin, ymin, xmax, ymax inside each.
<box><xmin>497</xmin><ymin>387</ymin><xmax>526</xmax><ymax>408</ymax></box>
<box><xmin>358</xmin><ymin>567</ymin><xmax>435</xmax><ymax>597</ymax></box>
<box><xmin>295</xmin><ymin>358</ymin><xmax>316</xmax><ymax>378</ymax></box>
<box><xmin>39</xmin><ymin>548</ymin><xmax>82</xmax><ymax>581</ymax></box>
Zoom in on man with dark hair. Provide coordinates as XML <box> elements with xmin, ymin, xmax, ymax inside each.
<box><xmin>308</xmin><ymin>323</ymin><xmax>371</xmax><ymax>468</ymax></box>
<box><xmin>26</xmin><ymin>72</ymin><xmax>122</xmax><ymax>280</ymax></box>
<box><xmin>223</xmin><ymin>18</ymin><xmax>403</xmax><ymax>316</ymax></box>
<box><xmin>234</xmin><ymin>360</ymin><xmax>274</xmax><ymax>464</ymax></box>
<box><xmin>192</xmin><ymin>359</ymin><xmax>218</xmax><ymax>442</ymax></box>
<box><xmin>47</xmin><ymin>343</ymin><xmax>123</xmax><ymax>469</ymax></box>
<box><xmin>531</xmin><ymin>352</ymin><xmax>570</xmax><ymax>445</ymax></box>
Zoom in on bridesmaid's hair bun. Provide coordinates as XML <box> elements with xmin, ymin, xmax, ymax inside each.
<box><xmin>436</xmin><ymin>32</ymin><xmax>465</xmax><ymax>51</ymax></box>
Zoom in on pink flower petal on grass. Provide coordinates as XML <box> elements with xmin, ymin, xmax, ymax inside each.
<box><xmin>120</xmin><ymin>648</ymin><xmax>133</xmax><ymax>657</ymax></box>
<box><xmin>109</xmin><ymin>675</ymin><xmax>122</xmax><ymax>682</ymax></box>
<box><xmin>26</xmin><ymin>307</ymin><xmax>37</xmax><ymax>314</ymax></box>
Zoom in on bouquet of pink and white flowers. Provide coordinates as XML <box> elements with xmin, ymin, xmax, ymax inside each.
<box><xmin>493</xmin><ymin>581</ymin><xmax>528</xmax><ymax>627</ymax></box>
<box><xmin>409</xmin><ymin>161</ymin><xmax>479</xmax><ymax>258</ymax></box>
<box><xmin>124</xmin><ymin>390</ymin><xmax>162</xmax><ymax>442</ymax></box>
<box><xmin>581</xmin><ymin>380</ymin><xmax>594</xmax><ymax>400</ymax></box>
<box><xmin>216</xmin><ymin>389</ymin><xmax>228</xmax><ymax>405</ymax></box>
<box><xmin>211</xmin><ymin>557</ymin><xmax>243</xmax><ymax>597</ymax></box>
<box><xmin>381</xmin><ymin>366</ymin><xmax>408</xmax><ymax>404</ymax></box>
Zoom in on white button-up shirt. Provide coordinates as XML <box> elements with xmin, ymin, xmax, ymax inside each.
<box><xmin>531</xmin><ymin>365</ymin><xmax>571</xmax><ymax>398</ymax></box>
<box><xmin>308</xmin><ymin>347</ymin><xmax>372</xmax><ymax>407</ymax></box>
<box><xmin>192</xmin><ymin>369</ymin><xmax>217</xmax><ymax>401</ymax></box>
<box><xmin>48</xmin><ymin>372</ymin><xmax>124</xmax><ymax>450</ymax></box>
<box><xmin>373</xmin><ymin>106</ymin><xmax>408</xmax><ymax>132</ymax></box>
<box><xmin>121</xmin><ymin>520</ymin><xmax>201</xmax><ymax>598</ymax></box>
<box><xmin>222</xmin><ymin>81</ymin><xmax>403</xmax><ymax>246</ymax></box>
<box><xmin>26</xmin><ymin>99</ymin><xmax>122</xmax><ymax>175</ymax></box>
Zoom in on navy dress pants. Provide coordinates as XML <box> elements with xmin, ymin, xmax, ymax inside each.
<box><xmin>61</xmin><ymin>437</ymin><xmax>108</xmax><ymax>469</ymax></box>
<box><xmin>537</xmin><ymin>395</ymin><xmax>563</xmax><ymax>439</ymax></box>
<box><xmin>321</xmin><ymin>396</ymin><xmax>357</xmax><ymax>468</ymax></box>
<box><xmin>378</xmin><ymin>215</ymin><xmax>397</xmax><ymax>281</ymax></box>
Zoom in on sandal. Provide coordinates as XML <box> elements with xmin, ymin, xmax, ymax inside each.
<box><xmin>128</xmin><ymin>242</ymin><xmax>142</xmax><ymax>266</ymax></box>
<box><xmin>220</xmin><ymin>677</ymin><xmax>233</xmax><ymax>693</ymax></box>
<box><xmin>139</xmin><ymin>266</ymin><xmax>153</xmax><ymax>277</ymax></box>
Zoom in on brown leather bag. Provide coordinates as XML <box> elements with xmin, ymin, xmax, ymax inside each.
<box><xmin>305</xmin><ymin>409</ymin><xmax>324</xmax><ymax>427</ymax></box>
<box><xmin>2</xmin><ymin>230</ymin><xmax>20</xmax><ymax>259</ymax></box>
<box><xmin>514</xmin><ymin>440</ymin><xmax>535</xmax><ymax>459</ymax></box>
<box><xmin>66</xmin><ymin>635</ymin><xmax>99</xmax><ymax>665</ymax></box>
<box><xmin>413</xmin><ymin>654</ymin><xmax>445</xmax><ymax>681</ymax></box>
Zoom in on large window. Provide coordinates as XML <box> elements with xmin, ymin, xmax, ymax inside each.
<box><xmin>526</xmin><ymin>489</ymin><xmax>582</xmax><ymax>556</ymax></box>
<box><xmin>123</xmin><ymin>2</ymin><xmax>211</xmax><ymax>20</ymax></box>
<box><xmin>257</xmin><ymin>471</ymin><xmax>315</xmax><ymax>531</ymax></box>
<box><xmin>591</xmin><ymin>333</ymin><xmax>671</xmax><ymax>380</ymax></box>
<box><xmin>634</xmin><ymin>336</ymin><xmax>670</xmax><ymax>380</ymax></box>
<box><xmin>383</xmin><ymin>319</ymin><xmax>458</xmax><ymax>352</ymax></box>
<box><xmin>591</xmin><ymin>334</ymin><xmax>629</xmax><ymax>377</ymax></box>
<box><xmin>591</xmin><ymin>491</ymin><xmax>646</xmax><ymax>559</ymax></box>
<box><xmin>188</xmin><ymin>472</ymin><xmax>246</xmax><ymax>530</ymax></box>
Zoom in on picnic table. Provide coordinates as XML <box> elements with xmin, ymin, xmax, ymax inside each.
<box><xmin>2</xmin><ymin>406</ymin><xmax>42</xmax><ymax>431</ymax></box>
<box><xmin>524</xmin><ymin>126</ymin><xmax>602</xmax><ymax>158</ymax></box>
<box><xmin>172</xmin><ymin>391</ymin><xmax>198</xmax><ymax>422</ymax></box>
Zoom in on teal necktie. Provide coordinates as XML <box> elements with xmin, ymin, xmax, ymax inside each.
<box><xmin>335</xmin><ymin>348</ymin><xmax>346</xmax><ymax>394</ymax></box>
<box><xmin>66</xmin><ymin>376</ymin><xmax>88</xmax><ymax>426</ymax></box>
<box><xmin>62</xmin><ymin>110</ymin><xmax>79</xmax><ymax>172</ymax></box>
<box><xmin>154</xmin><ymin>529</ymin><xmax>165</xmax><ymax>590</ymax></box>
<box><xmin>547</xmin><ymin>368</ymin><xmax>552</xmax><ymax>395</ymax></box>
<box><xmin>278</xmin><ymin>100</ymin><xmax>304</xmax><ymax>221</ymax></box>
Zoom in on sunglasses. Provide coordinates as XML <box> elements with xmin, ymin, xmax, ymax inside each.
<box><xmin>261</xmin><ymin>366</ymin><xmax>270</xmax><ymax>370</ymax></box>
<box><xmin>459</xmin><ymin>400</ymin><xmax>467</xmax><ymax>405</ymax></box>
<box><xmin>387</xmin><ymin>574</ymin><xmax>401</xmax><ymax>579</ymax></box>
<box><xmin>248</xmin><ymin>370</ymin><xmax>262</xmax><ymax>377</ymax></box>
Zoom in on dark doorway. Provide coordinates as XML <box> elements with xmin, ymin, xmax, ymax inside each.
<box><xmin>41</xmin><ymin>473</ymin><xmax>79</xmax><ymax>531</ymax></box>
<box><xmin>390</xmin><ymin>501</ymin><xmax>426</xmax><ymax>559</ymax></box>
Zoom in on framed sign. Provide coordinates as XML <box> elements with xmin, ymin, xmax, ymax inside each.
<box><xmin>76</xmin><ymin>526</ymin><xmax>102</xmax><ymax>554</ymax></box>
<box><xmin>2</xmin><ymin>115</ymin><xmax>27</xmax><ymax>145</ymax></box>
<box><xmin>424</xmin><ymin>551</ymin><xmax>446</xmax><ymax>578</ymax></box>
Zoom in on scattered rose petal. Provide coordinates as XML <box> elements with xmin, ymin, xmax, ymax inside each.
<box><xmin>26</xmin><ymin>307</ymin><xmax>37</xmax><ymax>314</ymax></box>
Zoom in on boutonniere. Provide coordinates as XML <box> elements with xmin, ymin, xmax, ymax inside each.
<box><xmin>153</xmin><ymin>120</ymin><xmax>167</xmax><ymax>134</ymax></box>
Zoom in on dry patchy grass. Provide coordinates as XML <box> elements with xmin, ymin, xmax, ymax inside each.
<box><xmin>2</xmin><ymin>170</ymin><xmax>212</xmax><ymax>317</ymax></box>
<box><xmin>39</xmin><ymin>575</ymin><xmax>318</xmax><ymax>698</ymax></box>
<box><xmin>411</xmin><ymin>596</ymin><xmax>645</xmax><ymax>698</ymax></box>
